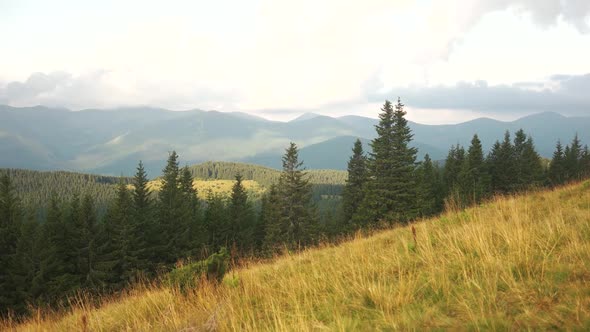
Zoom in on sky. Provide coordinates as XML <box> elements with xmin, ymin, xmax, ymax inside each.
<box><xmin>0</xmin><ymin>0</ymin><xmax>589</xmax><ymax>124</ymax></box>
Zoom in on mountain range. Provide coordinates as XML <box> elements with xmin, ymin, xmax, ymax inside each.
<box><xmin>1</xmin><ymin>105</ymin><xmax>588</xmax><ymax>176</ymax></box>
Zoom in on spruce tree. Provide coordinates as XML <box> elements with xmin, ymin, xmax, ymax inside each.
<box><xmin>276</xmin><ymin>142</ymin><xmax>317</xmax><ymax>247</ymax></box>
<box><xmin>458</xmin><ymin>134</ymin><xmax>489</xmax><ymax>205</ymax></box>
<box><xmin>131</xmin><ymin>161</ymin><xmax>153</xmax><ymax>274</ymax></box>
<box><xmin>549</xmin><ymin>140</ymin><xmax>566</xmax><ymax>186</ymax></box>
<box><xmin>0</xmin><ymin>173</ymin><xmax>22</xmax><ymax>314</ymax></box>
<box><xmin>179</xmin><ymin>166</ymin><xmax>203</xmax><ymax>258</ymax></box>
<box><xmin>228</xmin><ymin>173</ymin><xmax>255</xmax><ymax>253</ymax></box>
<box><xmin>443</xmin><ymin>144</ymin><xmax>465</xmax><ymax>201</ymax></box>
<box><xmin>342</xmin><ymin>139</ymin><xmax>367</xmax><ymax>226</ymax></box>
<box><xmin>518</xmin><ymin>136</ymin><xmax>545</xmax><ymax>189</ymax></box>
<box><xmin>488</xmin><ymin>131</ymin><xmax>517</xmax><ymax>193</ymax></box>
<box><xmin>355</xmin><ymin>98</ymin><xmax>418</xmax><ymax>225</ymax></box>
<box><xmin>158</xmin><ymin>151</ymin><xmax>184</xmax><ymax>264</ymax></box>
<box><xmin>416</xmin><ymin>154</ymin><xmax>443</xmax><ymax>216</ymax></box>
<box><xmin>564</xmin><ymin>134</ymin><xmax>582</xmax><ymax>180</ymax></box>
<box><xmin>204</xmin><ymin>192</ymin><xmax>229</xmax><ymax>251</ymax></box>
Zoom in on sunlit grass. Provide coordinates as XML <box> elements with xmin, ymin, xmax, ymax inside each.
<box><xmin>6</xmin><ymin>181</ymin><xmax>590</xmax><ymax>331</ymax></box>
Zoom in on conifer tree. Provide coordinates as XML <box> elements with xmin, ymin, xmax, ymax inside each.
<box><xmin>131</xmin><ymin>161</ymin><xmax>153</xmax><ymax>273</ymax></box>
<box><xmin>549</xmin><ymin>140</ymin><xmax>566</xmax><ymax>185</ymax></box>
<box><xmin>517</xmin><ymin>136</ymin><xmax>545</xmax><ymax>189</ymax></box>
<box><xmin>416</xmin><ymin>154</ymin><xmax>443</xmax><ymax>216</ymax></box>
<box><xmin>158</xmin><ymin>151</ymin><xmax>183</xmax><ymax>264</ymax></box>
<box><xmin>204</xmin><ymin>192</ymin><xmax>229</xmax><ymax>251</ymax></box>
<box><xmin>0</xmin><ymin>173</ymin><xmax>22</xmax><ymax>314</ymax></box>
<box><xmin>564</xmin><ymin>134</ymin><xmax>582</xmax><ymax>180</ymax></box>
<box><xmin>342</xmin><ymin>139</ymin><xmax>367</xmax><ymax>226</ymax></box>
<box><xmin>355</xmin><ymin>98</ymin><xmax>418</xmax><ymax>225</ymax></box>
<box><xmin>261</xmin><ymin>185</ymin><xmax>281</xmax><ymax>250</ymax></box>
<box><xmin>443</xmin><ymin>144</ymin><xmax>465</xmax><ymax>201</ymax></box>
<box><xmin>458</xmin><ymin>134</ymin><xmax>489</xmax><ymax>204</ymax></box>
<box><xmin>228</xmin><ymin>173</ymin><xmax>255</xmax><ymax>252</ymax></box>
<box><xmin>179</xmin><ymin>166</ymin><xmax>203</xmax><ymax>258</ymax></box>
<box><xmin>275</xmin><ymin>142</ymin><xmax>317</xmax><ymax>247</ymax></box>
<box><xmin>488</xmin><ymin>131</ymin><xmax>517</xmax><ymax>193</ymax></box>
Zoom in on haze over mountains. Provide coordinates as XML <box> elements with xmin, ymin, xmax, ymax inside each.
<box><xmin>1</xmin><ymin>104</ymin><xmax>588</xmax><ymax>176</ymax></box>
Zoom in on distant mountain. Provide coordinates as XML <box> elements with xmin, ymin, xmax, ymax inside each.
<box><xmin>1</xmin><ymin>105</ymin><xmax>587</xmax><ymax>176</ymax></box>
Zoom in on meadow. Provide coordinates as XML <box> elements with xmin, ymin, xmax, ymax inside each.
<box><xmin>4</xmin><ymin>181</ymin><xmax>590</xmax><ymax>331</ymax></box>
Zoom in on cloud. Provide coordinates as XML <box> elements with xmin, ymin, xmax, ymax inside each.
<box><xmin>0</xmin><ymin>71</ymin><xmax>238</xmax><ymax>111</ymax></box>
<box><xmin>367</xmin><ymin>73</ymin><xmax>590</xmax><ymax>116</ymax></box>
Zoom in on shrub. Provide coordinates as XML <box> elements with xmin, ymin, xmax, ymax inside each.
<box><xmin>165</xmin><ymin>248</ymin><xmax>230</xmax><ymax>291</ymax></box>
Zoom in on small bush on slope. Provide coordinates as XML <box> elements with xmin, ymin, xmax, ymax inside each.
<box><xmin>5</xmin><ymin>182</ymin><xmax>590</xmax><ymax>331</ymax></box>
<box><xmin>165</xmin><ymin>248</ymin><xmax>230</xmax><ymax>291</ymax></box>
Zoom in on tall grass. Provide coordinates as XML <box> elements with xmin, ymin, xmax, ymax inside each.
<box><xmin>5</xmin><ymin>181</ymin><xmax>590</xmax><ymax>331</ymax></box>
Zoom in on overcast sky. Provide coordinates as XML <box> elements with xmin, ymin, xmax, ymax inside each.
<box><xmin>1</xmin><ymin>0</ymin><xmax>589</xmax><ymax>123</ymax></box>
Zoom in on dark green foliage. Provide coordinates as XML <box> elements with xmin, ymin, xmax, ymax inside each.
<box><xmin>264</xmin><ymin>143</ymin><xmax>317</xmax><ymax>249</ymax></box>
<box><xmin>0</xmin><ymin>172</ymin><xmax>23</xmax><ymax>314</ymax></box>
<box><xmin>515</xmin><ymin>132</ymin><xmax>545</xmax><ymax>189</ymax></box>
<box><xmin>458</xmin><ymin>134</ymin><xmax>490</xmax><ymax>205</ymax></box>
<box><xmin>564</xmin><ymin>134</ymin><xmax>583</xmax><ymax>181</ymax></box>
<box><xmin>443</xmin><ymin>144</ymin><xmax>466</xmax><ymax>199</ymax></box>
<box><xmin>355</xmin><ymin>99</ymin><xmax>418</xmax><ymax>225</ymax></box>
<box><xmin>417</xmin><ymin>154</ymin><xmax>444</xmax><ymax>216</ymax></box>
<box><xmin>488</xmin><ymin>131</ymin><xmax>517</xmax><ymax>194</ymax></box>
<box><xmin>342</xmin><ymin>139</ymin><xmax>367</xmax><ymax>226</ymax></box>
<box><xmin>549</xmin><ymin>140</ymin><xmax>566</xmax><ymax>185</ymax></box>
<box><xmin>228</xmin><ymin>173</ymin><xmax>255</xmax><ymax>253</ymax></box>
<box><xmin>204</xmin><ymin>193</ymin><xmax>230</xmax><ymax>251</ymax></box>
<box><xmin>165</xmin><ymin>248</ymin><xmax>230</xmax><ymax>291</ymax></box>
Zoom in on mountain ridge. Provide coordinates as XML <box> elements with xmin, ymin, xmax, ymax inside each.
<box><xmin>1</xmin><ymin>104</ymin><xmax>588</xmax><ymax>175</ymax></box>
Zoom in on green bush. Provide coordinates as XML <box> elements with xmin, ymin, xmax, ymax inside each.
<box><xmin>165</xmin><ymin>248</ymin><xmax>230</xmax><ymax>291</ymax></box>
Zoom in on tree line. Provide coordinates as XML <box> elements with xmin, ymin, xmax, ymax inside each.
<box><xmin>1</xmin><ymin>98</ymin><xmax>589</xmax><ymax>317</ymax></box>
<box><xmin>341</xmin><ymin>99</ymin><xmax>590</xmax><ymax>229</ymax></box>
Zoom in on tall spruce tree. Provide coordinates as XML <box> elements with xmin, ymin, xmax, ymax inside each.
<box><xmin>228</xmin><ymin>173</ymin><xmax>255</xmax><ymax>253</ymax></box>
<box><xmin>131</xmin><ymin>161</ymin><xmax>153</xmax><ymax>274</ymax></box>
<box><xmin>443</xmin><ymin>144</ymin><xmax>466</xmax><ymax>201</ymax></box>
<box><xmin>355</xmin><ymin>98</ymin><xmax>418</xmax><ymax>225</ymax></box>
<box><xmin>0</xmin><ymin>173</ymin><xmax>22</xmax><ymax>314</ymax></box>
<box><xmin>517</xmin><ymin>136</ymin><xmax>545</xmax><ymax>189</ymax></box>
<box><xmin>179</xmin><ymin>166</ymin><xmax>203</xmax><ymax>258</ymax></box>
<box><xmin>564</xmin><ymin>134</ymin><xmax>582</xmax><ymax>180</ymax></box>
<box><xmin>488</xmin><ymin>131</ymin><xmax>517</xmax><ymax>193</ymax></box>
<box><xmin>264</xmin><ymin>142</ymin><xmax>317</xmax><ymax>248</ymax></box>
<box><xmin>549</xmin><ymin>140</ymin><xmax>566</xmax><ymax>186</ymax></box>
<box><xmin>417</xmin><ymin>154</ymin><xmax>443</xmax><ymax>217</ymax></box>
<box><xmin>342</xmin><ymin>139</ymin><xmax>367</xmax><ymax>226</ymax></box>
<box><xmin>458</xmin><ymin>134</ymin><xmax>489</xmax><ymax>205</ymax></box>
<box><xmin>158</xmin><ymin>151</ymin><xmax>184</xmax><ymax>264</ymax></box>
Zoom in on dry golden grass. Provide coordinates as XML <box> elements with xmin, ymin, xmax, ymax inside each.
<box><xmin>6</xmin><ymin>181</ymin><xmax>590</xmax><ymax>331</ymax></box>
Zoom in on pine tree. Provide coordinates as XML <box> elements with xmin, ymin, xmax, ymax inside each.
<box><xmin>355</xmin><ymin>98</ymin><xmax>418</xmax><ymax>225</ymax></box>
<box><xmin>0</xmin><ymin>173</ymin><xmax>22</xmax><ymax>314</ymax></box>
<box><xmin>342</xmin><ymin>139</ymin><xmax>367</xmax><ymax>227</ymax></box>
<box><xmin>179</xmin><ymin>166</ymin><xmax>203</xmax><ymax>258</ymax></box>
<box><xmin>158</xmin><ymin>151</ymin><xmax>184</xmax><ymax>264</ymax></box>
<box><xmin>549</xmin><ymin>140</ymin><xmax>566</xmax><ymax>186</ymax></box>
<box><xmin>458</xmin><ymin>134</ymin><xmax>489</xmax><ymax>205</ymax></box>
<box><xmin>261</xmin><ymin>185</ymin><xmax>281</xmax><ymax>250</ymax></box>
<box><xmin>443</xmin><ymin>144</ymin><xmax>465</xmax><ymax>202</ymax></box>
<box><xmin>564</xmin><ymin>134</ymin><xmax>582</xmax><ymax>180</ymax></box>
<box><xmin>416</xmin><ymin>154</ymin><xmax>443</xmax><ymax>216</ymax></box>
<box><xmin>131</xmin><ymin>161</ymin><xmax>154</xmax><ymax>274</ymax></box>
<box><xmin>488</xmin><ymin>131</ymin><xmax>517</xmax><ymax>193</ymax></box>
<box><xmin>518</xmin><ymin>136</ymin><xmax>545</xmax><ymax>189</ymax></box>
<box><xmin>278</xmin><ymin>142</ymin><xmax>317</xmax><ymax>247</ymax></box>
<box><xmin>228</xmin><ymin>173</ymin><xmax>255</xmax><ymax>253</ymax></box>
<box><xmin>204</xmin><ymin>192</ymin><xmax>229</xmax><ymax>251</ymax></box>
<box><xmin>581</xmin><ymin>145</ymin><xmax>590</xmax><ymax>178</ymax></box>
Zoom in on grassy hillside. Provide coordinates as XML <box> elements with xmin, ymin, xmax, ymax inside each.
<box><xmin>6</xmin><ymin>181</ymin><xmax>590</xmax><ymax>331</ymax></box>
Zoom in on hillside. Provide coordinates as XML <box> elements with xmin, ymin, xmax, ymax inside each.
<box><xmin>7</xmin><ymin>181</ymin><xmax>590</xmax><ymax>331</ymax></box>
<box><xmin>1</xmin><ymin>105</ymin><xmax>588</xmax><ymax>174</ymax></box>
<box><xmin>2</xmin><ymin>162</ymin><xmax>347</xmax><ymax>214</ymax></box>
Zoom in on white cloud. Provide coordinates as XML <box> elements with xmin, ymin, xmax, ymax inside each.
<box><xmin>0</xmin><ymin>0</ymin><xmax>589</xmax><ymax>121</ymax></box>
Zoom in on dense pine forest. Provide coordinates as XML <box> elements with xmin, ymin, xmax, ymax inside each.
<box><xmin>1</xmin><ymin>98</ymin><xmax>590</xmax><ymax>318</ymax></box>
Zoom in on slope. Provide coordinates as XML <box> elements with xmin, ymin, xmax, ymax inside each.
<box><xmin>8</xmin><ymin>181</ymin><xmax>590</xmax><ymax>331</ymax></box>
